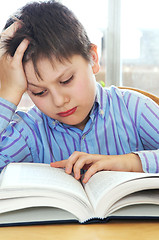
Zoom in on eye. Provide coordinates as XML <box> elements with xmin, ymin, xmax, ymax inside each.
<box><xmin>61</xmin><ymin>75</ymin><xmax>74</xmax><ymax>85</ymax></box>
<box><xmin>32</xmin><ymin>90</ymin><xmax>47</xmax><ymax>96</ymax></box>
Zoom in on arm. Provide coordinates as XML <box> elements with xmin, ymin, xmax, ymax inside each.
<box><xmin>0</xmin><ymin>95</ymin><xmax>36</xmax><ymax>171</ymax></box>
<box><xmin>134</xmin><ymin>98</ymin><xmax>159</xmax><ymax>173</ymax></box>
<box><xmin>0</xmin><ymin>23</ymin><xmax>32</xmax><ymax>171</ymax></box>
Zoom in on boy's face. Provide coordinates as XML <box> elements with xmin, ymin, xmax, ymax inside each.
<box><xmin>25</xmin><ymin>53</ymin><xmax>99</xmax><ymax>130</ymax></box>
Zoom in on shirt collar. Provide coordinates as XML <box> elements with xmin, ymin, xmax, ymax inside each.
<box><xmin>93</xmin><ymin>82</ymin><xmax>107</xmax><ymax>119</ymax></box>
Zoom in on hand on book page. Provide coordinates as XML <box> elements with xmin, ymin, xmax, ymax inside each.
<box><xmin>51</xmin><ymin>151</ymin><xmax>143</xmax><ymax>183</ymax></box>
<box><xmin>0</xmin><ymin>163</ymin><xmax>159</xmax><ymax>225</ymax></box>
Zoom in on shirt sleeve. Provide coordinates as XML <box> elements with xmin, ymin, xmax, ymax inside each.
<box><xmin>134</xmin><ymin>97</ymin><xmax>159</xmax><ymax>173</ymax></box>
<box><xmin>0</xmin><ymin>98</ymin><xmax>17</xmax><ymax>132</ymax></box>
<box><xmin>0</xmin><ymin>98</ymin><xmax>34</xmax><ymax>171</ymax></box>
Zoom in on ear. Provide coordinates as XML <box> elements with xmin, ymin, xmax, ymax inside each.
<box><xmin>90</xmin><ymin>44</ymin><xmax>100</xmax><ymax>74</ymax></box>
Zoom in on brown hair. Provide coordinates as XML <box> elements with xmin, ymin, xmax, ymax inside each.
<box><xmin>3</xmin><ymin>1</ymin><xmax>92</xmax><ymax>69</ymax></box>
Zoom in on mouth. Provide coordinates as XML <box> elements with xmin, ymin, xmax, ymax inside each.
<box><xmin>57</xmin><ymin>107</ymin><xmax>77</xmax><ymax>117</ymax></box>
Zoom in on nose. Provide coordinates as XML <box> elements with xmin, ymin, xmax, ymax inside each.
<box><xmin>50</xmin><ymin>88</ymin><xmax>70</xmax><ymax>107</ymax></box>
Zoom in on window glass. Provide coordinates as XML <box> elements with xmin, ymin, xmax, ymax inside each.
<box><xmin>0</xmin><ymin>1</ymin><xmax>37</xmax><ymax>31</ymax></box>
<box><xmin>121</xmin><ymin>0</ymin><xmax>159</xmax><ymax>96</ymax></box>
<box><xmin>61</xmin><ymin>0</ymin><xmax>108</xmax><ymax>83</ymax></box>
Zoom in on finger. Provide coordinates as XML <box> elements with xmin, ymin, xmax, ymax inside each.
<box><xmin>1</xmin><ymin>22</ymin><xmax>20</xmax><ymax>40</ymax></box>
<box><xmin>64</xmin><ymin>151</ymin><xmax>84</xmax><ymax>174</ymax></box>
<box><xmin>13</xmin><ymin>39</ymin><xmax>29</xmax><ymax>63</ymax></box>
<box><xmin>82</xmin><ymin>168</ymin><xmax>98</xmax><ymax>184</ymax></box>
<box><xmin>73</xmin><ymin>156</ymin><xmax>94</xmax><ymax>180</ymax></box>
<box><xmin>82</xmin><ymin>161</ymin><xmax>107</xmax><ymax>183</ymax></box>
<box><xmin>50</xmin><ymin>160</ymin><xmax>68</xmax><ymax>168</ymax></box>
<box><xmin>0</xmin><ymin>22</ymin><xmax>22</xmax><ymax>58</ymax></box>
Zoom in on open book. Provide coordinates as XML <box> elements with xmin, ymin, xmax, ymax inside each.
<box><xmin>0</xmin><ymin>162</ymin><xmax>159</xmax><ymax>226</ymax></box>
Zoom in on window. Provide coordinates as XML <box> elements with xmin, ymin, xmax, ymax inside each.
<box><xmin>121</xmin><ymin>0</ymin><xmax>159</xmax><ymax>96</ymax></box>
<box><xmin>61</xmin><ymin>0</ymin><xmax>108</xmax><ymax>83</ymax></box>
<box><xmin>60</xmin><ymin>0</ymin><xmax>159</xmax><ymax>97</ymax></box>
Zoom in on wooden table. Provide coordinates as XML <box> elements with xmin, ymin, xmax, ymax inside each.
<box><xmin>0</xmin><ymin>220</ymin><xmax>159</xmax><ymax>240</ymax></box>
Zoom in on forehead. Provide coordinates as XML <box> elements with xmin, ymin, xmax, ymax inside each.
<box><xmin>24</xmin><ymin>56</ymin><xmax>72</xmax><ymax>82</ymax></box>
<box><xmin>25</xmin><ymin>54</ymin><xmax>88</xmax><ymax>80</ymax></box>
<box><xmin>25</xmin><ymin>55</ymin><xmax>89</xmax><ymax>85</ymax></box>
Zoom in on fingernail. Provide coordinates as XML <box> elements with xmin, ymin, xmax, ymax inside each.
<box><xmin>65</xmin><ymin>167</ymin><xmax>71</xmax><ymax>174</ymax></box>
<box><xmin>75</xmin><ymin>173</ymin><xmax>79</xmax><ymax>179</ymax></box>
<box><xmin>82</xmin><ymin>177</ymin><xmax>87</xmax><ymax>184</ymax></box>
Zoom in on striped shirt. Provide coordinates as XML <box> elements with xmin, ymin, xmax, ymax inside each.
<box><xmin>0</xmin><ymin>83</ymin><xmax>159</xmax><ymax>173</ymax></box>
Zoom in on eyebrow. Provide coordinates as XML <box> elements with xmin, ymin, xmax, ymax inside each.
<box><xmin>27</xmin><ymin>82</ymin><xmax>41</xmax><ymax>87</ymax></box>
<box><xmin>27</xmin><ymin>66</ymin><xmax>72</xmax><ymax>88</ymax></box>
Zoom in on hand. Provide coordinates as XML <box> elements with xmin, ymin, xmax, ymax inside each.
<box><xmin>51</xmin><ymin>151</ymin><xmax>143</xmax><ymax>183</ymax></box>
<box><xmin>0</xmin><ymin>22</ymin><xmax>29</xmax><ymax>105</ymax></box>
<box><xmin>0</xmin><ymin>22</ymin><xmax>21</xmax><ymax>57</ymax></box>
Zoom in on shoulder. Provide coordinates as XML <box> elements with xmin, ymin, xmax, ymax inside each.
<box><xmin>103</xmin><ymin>85</ymin><xmax>153</xmax><ymax>107</ymax></box>
<box><xmin>27</xmin><ymin>106</ymin><xmax>43</xmax><ymax>121</ymax></box>
<box><xmin>102</xmin><ymin>85</ymin><xmax>157</xmax><ymax>118</ymax></box>
<box><xmin>95</xmin><ymin>83</ymin><xmax>149</xmax><ymax>115</ymax></box>
<box><xmin>13</xmin><ymin>105</ymin><xmax>44</xmax><ymax>127</ymax></box>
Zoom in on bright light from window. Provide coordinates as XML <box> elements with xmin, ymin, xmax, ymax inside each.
<box><xmin>121</xmin><ymin>0</ymin><xmax>159</xmax><ymax>59</ymax></box>
<box><xmin>0</xmin><ymin>0</ymin><xmax>37</xmax><ymax>31</ymax></box>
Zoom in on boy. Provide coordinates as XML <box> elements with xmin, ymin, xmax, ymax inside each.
<box><xmin>0</xmin><ymin>1</ymin><xmax>159</xmax><ymax>183</ymax></box>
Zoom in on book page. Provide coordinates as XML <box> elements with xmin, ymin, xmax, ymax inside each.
<box><xmin>109</xmin><ymin>204</ymin><xmax>159</xmax><ymax>219</ymax></box>
<box><xmin>83</xmin><ymin>171</ymin><xmax>159</xmax><ymax>212</ymax></box>
<box><xmin>0</xmin><ymin>163</ymin><xmax>90</xmax><ymax>205</ymax></box>
<box><xmin>0</xmin><ymin>207</ymin><xmax>77</xmax><ymax>225</ymax></box>
<box><xmin>107</xmin><ymin>189</ymin><xmax>159</xmax><ymax>216</ymax></box>
<box><xmin>0</xmin><ymin>163</ymin><xmax>96</xmax><ymax>222</ymax></box>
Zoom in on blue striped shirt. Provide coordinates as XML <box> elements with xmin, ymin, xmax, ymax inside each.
<box><xmin>0</xmin><ymin>83</ymin><xmax>159</xmax><ymax>173</ymax></box>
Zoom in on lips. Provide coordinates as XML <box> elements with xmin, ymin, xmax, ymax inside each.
<box><xmin>57</xmin><ymin>107</ymin><xmax>77</xmax><ymax>117</ymax></box>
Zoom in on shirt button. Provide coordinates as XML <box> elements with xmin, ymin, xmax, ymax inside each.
<box><xmin>82</xmin><ymin>134</ymin><xmax>86</xmax><ymax>140</ymax></box>
<box><xmin>52</xmin><ymin>120</ymin><xmax>56</xmax><ymax>125</ymax></box>
<box><xmin>100</xmin><ymin>109</ymin><xmax>104</xmax><ymax>116</ymax></box>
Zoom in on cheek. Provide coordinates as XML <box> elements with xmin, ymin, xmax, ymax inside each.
<box><xmin>28</xmin><ymin>94</ymin><xmax>49</xmax><ymax>111</ymax></box>
<box><xmin>30</xmin><ymin>97</ymin><xmax>54</xmax><ymax>117</ymax></box>
<box><xmin>75</xmin><ymin>72</ymin><xmax>96</xmax><ymax>92</ymax></box>
<box><xmin>77</xmin><ymin>76</ymin><xmax>96</xmax><ymax>98</ymax></box>
<box><xmin>73</xmin><ymin>82</ymin><xmax>96</xmax><ymax>108</ymax></box>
